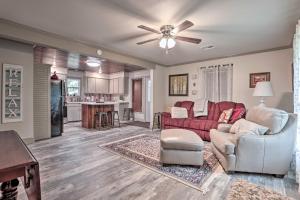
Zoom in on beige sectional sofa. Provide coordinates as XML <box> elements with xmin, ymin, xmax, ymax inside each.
<box><xmin>210</xmin><ymin>106</ymin><xmax>297</xmax><ymax>176</ymax></box>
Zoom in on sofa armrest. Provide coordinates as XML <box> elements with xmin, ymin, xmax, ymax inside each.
<box><xmin>217</xmin><ymin>123</ymin><xmax>232</xmax><ymax>132</ymax></box>
<box><xmin>235</xmin><ymin>133</ymin><xmax>265</xmax><ymax>173</ymax></box>
<box><xmin>161</xmin><ymin>112</ymin><xmax>171</xmax><ymax>118</ymax></box>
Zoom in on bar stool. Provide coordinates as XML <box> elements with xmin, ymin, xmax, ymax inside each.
<box><xmin>95</xmin><ymin>111</ymin><xmax>109</xmax><ymax>130</ymax></box>
<box><xmin>123</xmin><ymin>108</ymin><xmax>134</xmax><ymax>121</ymax></box>
<box><xmin>108</xmin><ymin>111</ymin><xmax>120</xmax><ymax>127</ymax></box>
<box><xmin>152</xmin><ymin>112</ymin><xmax>162</xmax><ymax>131</ymax></box>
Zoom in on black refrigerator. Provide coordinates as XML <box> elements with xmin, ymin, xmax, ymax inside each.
<box><xmin>51</xmin><ymin>80</ymin><xmax>64</xmax><ymax>137</ymax></box>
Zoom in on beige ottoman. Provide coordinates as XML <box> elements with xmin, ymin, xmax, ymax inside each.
<box><xmin>160</xmin><ymin>129</ymin><xmax>204</xmax><ymax>166</ymax></box>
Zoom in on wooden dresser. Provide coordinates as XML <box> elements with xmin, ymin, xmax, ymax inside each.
<box><xmin>0</xmin><ymin>131</ymin><xmax>41</xmax><ymax>200</ymax></box>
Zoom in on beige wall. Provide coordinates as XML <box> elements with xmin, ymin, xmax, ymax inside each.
<box><xmin>162</xmin><ymin>48</ymin><xmax>293</xmax><ymax>112</ymax></box>
<box><xmin>151</xmin><ymin>65</ymin><xmax>166</xmax><ymax>113</ymax></box>
<box><xmin>0</xmin><ymin>39</ymin><xmax>34</xmax><ymax>142</ymax></box>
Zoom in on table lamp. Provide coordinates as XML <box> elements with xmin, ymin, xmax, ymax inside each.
<box><xmin>253</xmin><ymin>81</ymin><xmax>274</xmax><ymax>106</ymax></box>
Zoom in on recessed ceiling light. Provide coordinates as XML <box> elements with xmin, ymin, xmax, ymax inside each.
<box><xmin>202</xmin><ymin>45</ymin><xmax>215</xmax><ymax>50</ymax></box>
<box><xmin>86</xmin><ymin>58</ymin><xmax>101</xmax><ymax>67</ymax></box>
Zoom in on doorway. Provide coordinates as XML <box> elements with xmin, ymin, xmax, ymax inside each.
<box><xmin>132</xmin><ymin>79</ymin><xmax>142</xmax><ymax>112</ymax></box>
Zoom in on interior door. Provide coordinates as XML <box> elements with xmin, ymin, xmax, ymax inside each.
<box><xmin>132</xmin><ymin>79</ymin><xmax>142</xmax><ymax>112</ymax></box>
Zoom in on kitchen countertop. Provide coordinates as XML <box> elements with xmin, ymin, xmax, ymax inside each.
<box><xmin>66</xmin><ymin>101</ymin><xmax>129</xmax><ymax>105</ymax></box>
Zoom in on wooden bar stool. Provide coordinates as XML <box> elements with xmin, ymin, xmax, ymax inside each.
<box><xmin>95</xmin><ymin>112</ymin><xmax>109</xmax><ymax>130</ymax></box>
<box><xmin>123</xmin><ymin>108</ymin><xmax>134</xmax><ymax>121</ymax></box>
<box><xmin>108</xmin><ymin>111</ymin><xmax>120</xmax><ymax>127</ymax></box>
<box><xmin>152</xmin><ymin>112</ymin><xmax>162</xmax><ymax>131</ymax></box>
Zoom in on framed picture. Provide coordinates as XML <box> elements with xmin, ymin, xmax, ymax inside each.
<box><xmin>249</xmin><ymin>72</ymin><xmax>270</xmax><ymax>88</ymax></box>
<box><xmin>169</xmin><ymin>73</ymin><xmax>189</xmax><ymax>96</ymax></box>
<box><xmin>2</xmin><ymin>64</ymin><xmax>23</xmax><ymax>123</ymax></box>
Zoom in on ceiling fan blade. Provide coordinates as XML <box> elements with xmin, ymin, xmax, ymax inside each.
<box><xmin>136</xmin><ymin>38</ymin><xmax>159</xmax><ymax>45</ymax></box>
<box><xmin>175</xmin><ymin>36</ymin><xmax>202</xmax><ymax>44</ymax></box>
<box><xmin>174</xmin><ymin>20</ymin><xmax>194</xmax><ymax>33</ymax></box>
<box><xmin>137</xmin><ymin>25</ymin><xmax>161</xmax><ymax>34</ymax></box>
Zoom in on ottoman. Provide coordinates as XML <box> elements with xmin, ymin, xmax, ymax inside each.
<box><xmin>160</xmin><ymin>129</ymin><xmax>204</xmax><ymax>166</ymax></box>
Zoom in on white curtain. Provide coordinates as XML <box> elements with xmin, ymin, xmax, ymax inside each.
<box><xmin>293</xmin><ymin>20</ymin><xmax>300</xmax><ymax>184</ymax></box>
<box><xmin>199</xmin><ymin>64</ymin><xmax>233</xmax><ymax>102</ymax></box>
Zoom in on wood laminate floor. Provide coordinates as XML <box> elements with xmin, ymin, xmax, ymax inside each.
<box><xmin>16</xmin><ymin>122</ymin><xmax>299</xmax><ymax>200</ymax></box>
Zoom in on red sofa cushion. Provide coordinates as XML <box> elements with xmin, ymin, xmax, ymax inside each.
<box><xmin>165</xmin><ymin>118</ymin><xmax>185</xmax><ymax>127</ymax></box>
<box><xmin>207</xmin><ymin>102</ymin><xmax>220</xmax><ymax>121</ymax></box>
<box><xmin>180</xmin><ymin>101</ymin><xmax>194</xmax><ymax>118</ymax></box>
<box><xmin>174</xmin><ymin>101</ymin><xmax>182</xmax><ymax>107</ymax></box>
<box><xmin>183</xmin><ymin>118</ymin><xmax>218</xmax><ymax>131</ymax></box>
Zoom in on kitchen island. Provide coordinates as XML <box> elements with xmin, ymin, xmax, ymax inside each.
<box><xmin>81</xmin><ymin>101</ymin><xmax>129</xmax><ymax>129</ymax></box>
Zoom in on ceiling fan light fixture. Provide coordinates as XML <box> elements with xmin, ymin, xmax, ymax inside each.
<box><xmin>159</xmin><ymin>37</ymin><xmax>176</xmax><ymax>49</ymax></box>
<box><xmin>167</xmin><ymin>37</ymin><xmax>176</xmax><ymax>49</ymax></box>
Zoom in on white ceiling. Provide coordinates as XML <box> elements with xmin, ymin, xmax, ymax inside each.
<box><xmin>0</xmin><ymin>0</ymin><xmax>300</xmax><ymax>66</ymax></box>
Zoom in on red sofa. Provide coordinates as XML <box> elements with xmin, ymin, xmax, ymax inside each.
<box><xmin>162</xmin><ymin>101</ymin><xmax>246</xmax><ymax>141</ymax></box>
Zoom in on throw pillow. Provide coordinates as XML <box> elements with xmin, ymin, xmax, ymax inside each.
<box><xmin>218</xmin><ymin>108</ymin><xmax>233</xmax><ymax>123</ymax></box>
<box><xmin>230</xmin><ymin>119</ymin><xmax>269</xmax><ymax>135</ymax></box>
<box><xmin>171</xmin><ymin>107</ymin><xmax>188</xmax><ymax>118</ymax></box>
<box><xmin>229</xmin><ymin>108</ymin><xmax>246</xmax><ymax>124</ymax></box>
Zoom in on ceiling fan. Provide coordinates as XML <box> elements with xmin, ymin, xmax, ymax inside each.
<box><xmin>137</xmin><ymin>20</ymin><xmax>201</xmax><ymax>53</ymax></box>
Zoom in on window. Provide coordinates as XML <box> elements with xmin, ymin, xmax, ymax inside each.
<box><xmin>67</xmin><ymin>78</ymin><xmax>81</xmax><ymax>96</ymax></box>
<box><xmin>199</xmin><ymin>64</ymin><xmax>233</xmax><ymax>102</ymax></box>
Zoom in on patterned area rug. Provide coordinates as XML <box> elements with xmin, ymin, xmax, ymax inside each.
<box><xmin>227</xmin><ymin>179</ymin><xmax>295</xmax><ymax>200</ymax></box>
<box><xmin>100</xmin><ymin>134</ymin><xmax>219</xmax><ymax>191</ymax></box>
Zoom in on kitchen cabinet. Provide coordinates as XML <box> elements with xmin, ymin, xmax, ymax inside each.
<box><xmin>109</xmin><ymin>77</ymin><xmax>128</xmax><ymax>94</ymax></box>
<box><xmin>87</xmin><ymin>77</ymin><xmax>96</xmax><ymax>93</ymax></box>
<box><xmin>96</xmin><ymin>78</ymin><xmax>109</xmax><ymax>94</ymax></box>
<box><xmin>67</xmin><ymin>103</ymin><xmax>82</xmax><ymax>122</ymax></box>
<box><xmin>86</xmin><ymin>77</ymin><xmax>109</xmax><ymax>94</ymax></box>
<box><xmin>113</xmin><ymin>78</ymin><xmax>119</xmax><ymax>94</ymax></box>
<box><xmin>109</xmin><ymin>79</ymin><xmax>114</xmax><ymax>94</ymax></box>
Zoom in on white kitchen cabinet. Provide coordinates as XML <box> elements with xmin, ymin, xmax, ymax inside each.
<box><xmin>109</xmin><ymin>79</ymin><xmax>114</xmax><ymax>94</ymax></box>
<box><xmin>87</xmin><ymin>77</ymin><xmax>96</xmax><ymax>93</ymax></box>
<box><xmin>86</xmin><ymin>77</ymin><xmax>109</xmax><ymax>94</ymax></box>
<box><xmin>113</xmin><ymin>78</ymin><xmax>119</xmax><ymax>94</ymax></box>
<box><xmin>96</xmin><ymin>78</ymin><xmax>109</xmax><ymax>94</ymax></box>
<box><xmin>108</xmin><ymin>77</ymin><xmax>128</xmax><ymax>94</ymax></box>
<box><xmin>67</xmin><ymin>103</ymin><xmax>82</xmax><ymax>122</ymax></box>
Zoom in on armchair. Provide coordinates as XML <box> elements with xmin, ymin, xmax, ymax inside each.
<box><xmin>210</xmin><ymin>113</ymin><xmax>297</xmax><ymax>176</ymax></box>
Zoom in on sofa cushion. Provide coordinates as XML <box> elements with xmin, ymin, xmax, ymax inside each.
<box><xmin>180</xmin><ymin>101</ymin><xmax>194</xmax><ymax>118</ymax></box>
<box><xmin>217</xmin><ymin>123</ymin><xmax>233</xmax><ymax>132</ymax></box>
<box><xmin>229</xmin><ymin>107</ymin><xmax>246</xmax><ymax>124</ymax></box>
<box><xmin>218</xmin><ymin>108</ymin><xmax>233</xmax><ymax>123</ymax></box>
<box><xmin>246</xmin><ymin>106</ymin><xmax>289</xmax><ymax>134</ymax></box>
<box><xmin>207</xmin><ymin>102</ymin><xmax>220</xmax><ymax>121</ymax></box>
<box><xmin>230</xmin><ymin>119</ymin><xmax>269</xmax><ymax>135</ymax></box>
<box><xmin>171</xmin><ymin>107</ymin><xmax>188</xmax><ymax>118</ymax></box>
<box><xmin>165</xmin><ymin>118</ymin><xmax>185</xmax><ymax>127</ymax></box>
<box><xmin>174</xmin><ymin>101</ymin><xmax>182</xmax><ymax>107</ymax></box>
<box><xmin>161</xmin><ymin>129</ymin><xmax>204</xmax><ymax>151</ymax></box>
<box><xmin>218</xmin><ymin>101</ymin><xmax>236</xmax><ymax>113</ymax></box>
<box><xmin>210</xmin><ymin>129</ymin><xmax>236</xmax><ymax>155</ymax></box>
<box><xmin>183</xmin><ymin>119</ymin><xmax>218</xmax><ymax>131</ymax></box>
